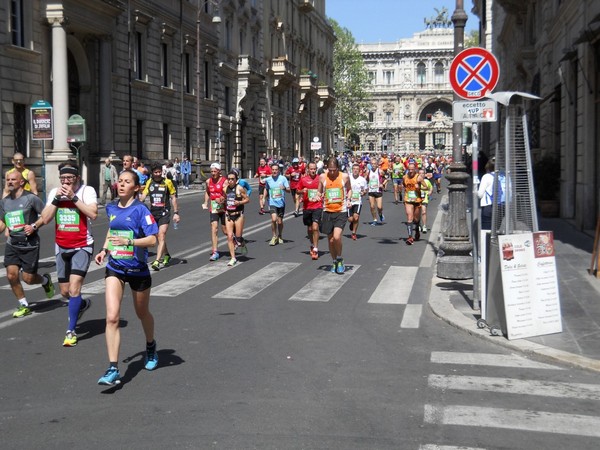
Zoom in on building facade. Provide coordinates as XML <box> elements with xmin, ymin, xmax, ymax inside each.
<box><xmin>0</xmin><ymin>0</ymin><xmax>334</xmax><ymax>193</ymax></box>
<box><xmin>472</xmin><ymin>0</ymin><xmax>600</xmax><ymax>231</ymax></box>
<box><xmin>357</xmin><ymin>21</ymin><xmax>455</xmax><ymax>155</ymax></box>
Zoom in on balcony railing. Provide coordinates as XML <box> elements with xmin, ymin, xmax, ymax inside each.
<box><xmin>270</xmin><ymin>56</ymin><xmax>296</xmax><ymax>91</ymax></box>
<box><xmin>238</xmin><ymin>55</ymin><xmax>264</xmax><ymax>83</ymax></box>
<box><xmin>318</xmin><ymin>85</ymin><xmax>335</xmax><ymax>110</ymax></box>
<box><xmin>298</xmin><ymin>0</ymin><xmax>315</xmax><ymax>13</ymax></box>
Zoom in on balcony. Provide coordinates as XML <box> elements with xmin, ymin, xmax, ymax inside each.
<box><xmin>318</xmin><ymin>85</ymin><xmax>335</xmax><ymax>110</ymax></box>
<box><xmin>270</xmin><ymin>56</ymin><xmax>296</xmax><ymax>91</ymax></box>
<box><xmin>299</xmin><ymin>73</ymin><xmax>318</xmax><ymax>94</ymax></box>
<box><xmin>238</xmin><ymin>55</ymin><xmax>264</xmax><ymax>84</ymax></box>
<box><xmin>298</xmin><ymin>0</ymin><xmax>315</xmax><ymax>13</ymax></box>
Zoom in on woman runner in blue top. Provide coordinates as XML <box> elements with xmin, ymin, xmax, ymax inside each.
<box><xmin>94</xmin><ymin>169</ymin><xmax>159</xmax><ymax>386</ymax></box>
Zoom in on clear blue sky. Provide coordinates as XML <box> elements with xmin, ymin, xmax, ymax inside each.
<box><xmin>326</xmin><ymin>0</ymin><xmax>477</xmax><ymax>44</ymax></box>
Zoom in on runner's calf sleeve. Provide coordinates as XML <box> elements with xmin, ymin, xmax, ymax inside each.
<box><xmin>68</xmin><ymin>295</ymin><xmax>83</xmax><ymax>331</ymax></box>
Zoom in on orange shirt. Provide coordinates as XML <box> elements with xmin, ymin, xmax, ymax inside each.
<box><xmin>323</xmin><ymin>172</ymin><xmax>346</xmax><ymax>213</ymax></box>
<box><xmin>380</xmin><ymin>157</ymin><xmax>390</xmax><ymax>171</ymax></box>
<box><xmin>403</xmin><ymin>173</ymin><xmax>422</xmax><ymax>203</ymax></box>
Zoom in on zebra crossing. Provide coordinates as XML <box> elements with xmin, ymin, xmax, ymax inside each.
<box><xmin>420</xmin><ymin>351</ymin><xmax>600</xmax><ymax>448</ymax></box>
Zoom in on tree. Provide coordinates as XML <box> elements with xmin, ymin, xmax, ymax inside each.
<box><xmin>329</xmin><ymin>19</ymin><xmax>371</xmax><ymax>146</ymax></box>
<box><xmin>464</xmin><ymin>29</ymin><xmax>480</xmax><ymax>48</ymax></box>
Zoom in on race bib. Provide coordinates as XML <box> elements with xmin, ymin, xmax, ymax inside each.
<box><xmin>56</xmin><ymin>208</ymin><xmax>80</xmax><ymax>232</ymax></box>
<box><xmin>270</xmin><ymin>188</ymin><xmax>283</xmax><ymax>199</ymax></box>
<box><xmin>351</xmin><ymin>191</ymin><xmax>360</xmax><ymax>201</ymax></box>
<box><xmin>307</xmin><ymin>189</ymin><xmax>319</xmax><ymax>202</ymax></box>
<box><xmin>407</xmin><ymin>190</ymin><xmax>418</xmax><ymax>200</ymax></box>
<box><xmin>369</xmin><ymin>178</ymin><xmax>379</xmax><ymax>192</ymax></box>
<box><xmin>326</xmin><ymin>187</ymin><xmax>342</xmax><ymax>203</ymax></box>
<box><xmin>211</xmin><ymin>199</ymin><xmax>224</xmax><ymax>213</ymax></box>
<box><xmin>107</xmin><ymin>229</ymin><xmax>134</xmax><ymax>260</ymax></box>
<box><xmin>5</xmin><ymin>210</ymin><xmax>25</xmax><ymax>231</ymax></box>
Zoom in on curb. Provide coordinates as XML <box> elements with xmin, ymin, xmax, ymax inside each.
<box><xmin>427</xmin><ymin>201</ymin><xmax>600</xmax><ymax>374</ymax></box>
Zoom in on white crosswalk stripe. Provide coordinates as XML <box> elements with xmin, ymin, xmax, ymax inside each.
<box><xmin>289</xmin><ymin>264</ymin><xmax>361</xmax><ymax>302</ymax></box>
<box><xmin>213</xmin><ymin>262</ymin><xmax>301</xmax><ymax>299</ymax></box>
<box><xmin>430</xmin><ymin>351</ymin><xmax>563</xmax><ymax>370</ymax></box>
<box><xmin>368</xmin><ymin>266</ymin><xmax>417</xmax><ymax>304</ymax></box>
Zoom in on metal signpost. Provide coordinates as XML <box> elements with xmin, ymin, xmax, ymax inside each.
<box><xmin>30</xmin><ymin>100</ymin><xmax>54</xmax><ymax>201</ymax></box>
<box><xmin>449</xmin><ymin>48</ymin><xmax>500</xmax><ymax>311</ymax></box>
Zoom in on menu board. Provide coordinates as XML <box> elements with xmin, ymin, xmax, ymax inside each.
<box><xmin>498</xmin><ymin>232</ymin><xmax>562</xmax><ymax>340</ymax></box>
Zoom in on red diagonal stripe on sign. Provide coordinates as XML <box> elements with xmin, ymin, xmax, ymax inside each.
<box><xmin>458</xmin><ymin>57</ymin><xmax>490</xmax><ymax>90</ymax></box>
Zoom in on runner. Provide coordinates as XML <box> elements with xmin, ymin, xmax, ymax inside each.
<box><xmin>347</xmin><ymin>163</ymin><xmax>367</xmax><ymax>240</ymax></box>
<box><xmin>285</xmin><ymin>157</ymin><xmax>303</xmax><ymax>216</ymax></box>
<box><xmin>297</xmin><ymin>161</ymin><xmax>322</xmax><ymax>259</ymax></box>
<box><xmin>94</xmin><ymin>169</ymin><xmax>159</xmax><ymax>386</ymax></box>
<box><xmin>264</xmin><ymin>162</ymin><xmax>290</xmax><ymax>245</ymax></box>
<box><xmin>223</xmin><ymin>170</ymin><xmax>249</xmax><ymax>266</ymax></box>
<box><xmin>0</xmin><ymin>171</ymin><xmax>54</xmax><ymax>318</ymax></box>
<box><xmin>202</xmin><ymin>162</ymin><xmax>227</xmax><ymax>261</ymax></box>
<box><xmin>402</xmin><ymin>162</ymin><xmax>424</xmax><ymax>245</ymax></box>
<box><xmin>139</xmin><ymin>162</ymin><xmax>180</xmax><ymax>270</ymax></box>
<box><xmin>254</xmin><ymin>158</ymin><xmax>271</xmax><ymax>214</ymax></box>
<box><xmin>433</xmin><ymin>156</ymin><xmax>445</xmax><ymax>193</ymax></box>
<box><xmin>318</xmin><ymin>157</ymin><xmax>352</xmax><ymax>274</ymax></box>
<box><xmin>418</xmin><ymin>168</ymin><xmax>433</xmax><ymax>234</ymax></box>
<box><xmin>3</xmin><ymin>152</ymin><xmax>38</xmax><ymax>197</ymax></box>
<box><xmin>380</xmin><ymin>153</ymin><xmax>390</xmax><ymax>191</ymax></box>
<box><xmin>391</xmin><ymin>155</ymin><xmax>404</xmax><ymax>204</ymax></box>
<box><xmin>41</xmin><ymin>162</ymin><xmax>97</xmax><ymax>346</ymax></box>
<box><xmin>366</xmin><ymin>159</ymin><xmax>385</xmax><ymax>225</ymax></box>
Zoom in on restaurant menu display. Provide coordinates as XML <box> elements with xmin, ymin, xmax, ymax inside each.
<box><xmin>498</xmin><ymin>232</ymin><xmax>562</xmax><ymax>340</ymax></box>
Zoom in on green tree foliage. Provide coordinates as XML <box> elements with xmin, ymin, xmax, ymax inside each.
<box><xmin>330</xmin><ymin>19</ymin><xmax>371</xmax><ymax>141</ymax></box>
<box><xmin>464</xmin><ymin>29</ymin><xmax>480</xmax><ymax>48</ymax></box>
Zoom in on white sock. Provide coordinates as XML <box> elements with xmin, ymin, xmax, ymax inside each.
<box><xmin>18</xmin><ymin>298</ymin><xmax>28</xmax><ymax>307</ymax></box>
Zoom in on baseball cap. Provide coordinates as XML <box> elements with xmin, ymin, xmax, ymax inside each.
<box><xmin>210</xmin><ymin>162</ymin><xmax>221</xmax><ymax>170</ymax></box>
<box><xmin>292</xmin><ymin>157</ymin><xmax>299</xmax><ymax>163</ymax></box>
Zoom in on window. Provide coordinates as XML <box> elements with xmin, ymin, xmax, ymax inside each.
<box><xmin>204</xmin><ymin>129</ymin><xmax>210</xmax><ymax>160</ymax></box>
<box><xmin>163</xmin><ymin>124</ymin><xmax>170</xmax><ymax>159</ymax></box>
<box><xmin>368</xmin><ymin>71</ymin><xmax>376</xmax><ymax>84</ymax></box>
<box><xmin>183</xmin><ymin>52</ymin><xmax>191</xmax><ymax>93</ymax></box>
<box><xmin>383</xmin><ymin>70</ymin><xmax>394</xmax><ymax>85</ymax></box>
<box><xmin>185</xmin><ymin>127</ymin><xmax>191</xmax><ymax>159</ymax></box>
<box><xmin>204</xmin><ymin>60</ymin><xmax>210</xmax><ymax>98</ymax></box>
<box><xmin>10</xmin><ymin>0</ymin><xmax>25</xmax><ymax>47</ymax></box>
<box><xmin>225</xmin><ymin>20</ymin><xmax>232</xmax><ymax>51</ymax></box>
<box><xmin>368</xmin><ymin>112</ymin><xmax>374</xmax><ymax>123</ymax></box>
<box><xmin>225</xmin><ymin>86</ymin><xmax>231</xmax><ymax>116</ymax></box>
<box><xmin>13</xmin><ymin>103</ymin><xmax>27</xmax><ymax>155</ymax></box>
<box><xmin>434</xmin><ymin>61</ymin><xmax>444</xmax><ymax>84</ymax></box>
<box><xmin>134</xmin><ymin>31</ymin><xmax>145</xmax><ymax>80</ymax></box>
<box><xmin>417</xmin><ymin>62</ymin><xmax>426</xmax><ymax>85</ymax></box>
<box><xmin>160</xmin><ymin>43</ymin><xmax>170</xmax><ymax>87</ymax></box>
<box><xmin>385</xmin><ymin>111</ymin><xmax>392</xmax><ymax>124</ymax></box>
<box><xmin>433</xmin><ymin>132</ymin><xmax>446</xmax><ymax>149</ymax></box>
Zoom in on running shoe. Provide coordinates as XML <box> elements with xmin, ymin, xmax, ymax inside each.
<box><xmin>13</xmin><ymin>305</ymin><xmax>31</xmax><ymax>318</ymax></box>
<box><xmin>77</xmin><ymin>298</ymin><xmax>92</xmax><ymax>321</ymax></box>
<box><xmin>278</xmin><ymin>237</ymin><xmax>284</xmax><ymax>245</ymax></box>
<box><xmin>293</xmin><ymin>211</ymin><xmax>299</xmax><ymax>217</ymax></box>
<box><xmin>415</xmin><ymin>226</ymin><xmax>421</xmax><ymax>241</ymax></box>
<box><xmin>151</xmin><ymin>260</ymin><xmax>163</xmax><ymax>271</ymax></box>
<box><xmin>406</xmin><ymin>236</ymin><xmax>414</xmax><ymax>245</ymax></box>
<box><xmin>330</xmin><ymin>260</ymin><xmax>338</xmax><ymax>273</ymax></box>
<box><xmin>227</xmin><ymin>258</ymin><xmax>237</xmax><ymax>267</ymax></box>
<box><xmin>351</xmin><ymin>233</ymin><xmax>357</xmax><ymax>240</ymax></box>
<box><xmin>269</xmin><ymin>237</ymin><xmax>278</xmax><ymax>246</ymax></box>
<box><xmin>162</xmin><ymin>254</ymin><xmax>171</xmax><ymax>266</ymax></box>
<box><xmin>310</xmin><ymin>248</ymin><xmax>319</xmax><ymax>260</ymax></box>
<box><xmin>379</xmin><ymin>214</ymin><xmax>385</xmax><ymax>222</ymax></box>
<box><xmin>42</xmin><ymin>273</ymin><xmax>55</xmax><ymax>299</ymax></box>
<box><xmin>259</xmin><ymin>208</ymin><xmax>265</xmax><ymax>215</ymax></box>
<box><xmin>144</xmin><ymin>351</ymin><xmax>159</xmax><ymax>371</ymax></box>
<box><xmin>336</xmin><ymin>258</ymin><xmax>345</xmax><ymax>274</ymax></box>
<box><xmin>98</xmin><ymin>366</ymin><xmax>121</xmax><ymax>386</ymax></box>
<box><xmin>63</xmin><ymin>330</ymin><xmax>78</xmax><ymax>347</ymax></box>
<box><xmin>422</xmin><ymin>226</ymin><xmax>428</xmax><ymax>234</ymax></box>
<box><xmin>209</xmin><ymin>251</ymin><xmax>220</xmax><ymax>261</ymax></box>
<box><xmin>369</xmin><ymin>221</ymin><xmax>378</xmax><ymax>226</ymax></box>
<box><xmin>238</xmin><ymin>243</ymin><xmax>248</xmax><ymax>255</ymax></box>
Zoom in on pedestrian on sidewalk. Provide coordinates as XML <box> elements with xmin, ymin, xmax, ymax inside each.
<box><xmin>478</xmin><ymin>160</ymin><xmax>496</xmax><ymax>230</ymax></box>
<box><xmin>94</xmin><ymin>169</ymin><xmax>159</xmax><ymax>386</ymax></box>
<box><xmin>3</xmin><ymin>152</ymin><xmax>38</xmax><ymax>197</ymax></box>
<box><xmin>98</xmin><ymin>157</ymin><xmax>118</xmax><ymax>205</ymax></box>
<box><xmin>180</xmin><ymin>156</ymin><xmax>192</xmax><ymax>189</ymax></box>
<box><xmin>0</xmin><ymin>171</ymin><xmax>54</xmax><ymax>318</ymax></box>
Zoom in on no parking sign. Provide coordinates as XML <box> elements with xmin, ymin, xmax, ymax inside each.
<box><xmin>449</xmin><ymin>47</ymin><xmax>500</xmax><ymax>100</ymax></box>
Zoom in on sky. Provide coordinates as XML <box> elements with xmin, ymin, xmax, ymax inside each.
<box><xmin>326</xmin><ymin>0</ymin><xmax>478</xmax><ymax>44</ymax></box>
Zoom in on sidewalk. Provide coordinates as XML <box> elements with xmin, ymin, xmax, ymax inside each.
<box><xmin>429</xmin><ymin>211</ymin><xmax>600</xmax><ymax>373</ymax></box>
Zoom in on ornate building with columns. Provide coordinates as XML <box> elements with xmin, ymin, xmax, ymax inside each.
<box><xmin>356</xmin><ymin>20</ymin><xmax>455</xmax><ymax>155</ymax></box>
<box><xmin>0</xmin><ymin>0</ymin><xmax>334</xmax><ymax>193</ymax></box>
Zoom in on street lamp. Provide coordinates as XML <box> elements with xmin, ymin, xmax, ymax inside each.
<box><xmin>196</xmin><ymin>0</ymin><xmax>221</xmax><ymax>167</ymax></box>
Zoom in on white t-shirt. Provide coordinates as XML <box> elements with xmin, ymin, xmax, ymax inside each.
<box><xmin>478</xmin><ymin>173</ymin><xmax>494</xmax><ymax>207</ymax></box>
<box><xmin>349</xmin><ymin>175</ymin><xmax>367</xmax><ymax>205</ymax></box>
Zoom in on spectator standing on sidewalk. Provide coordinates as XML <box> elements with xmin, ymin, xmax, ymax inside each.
<box><xmin>180</xmin><ymin>156</ymin><xmax>192</xmax><ymax>189</ymax></box>
<box><xmin>41</xmin><ymin>162</ymin><xmax>98</xmax><ymax>346</ymax></box>
<box><xmin>0</xmin><ymin>171</ymin><xmax>54</xmax><ymax>318</ymax></box>
<box><xmin>98</xmin><ymin>157</ymin><xmax>118</xmax><ymax>205</ymax></box>
<box><xmin>3</xmin><ymin>152</ymin><xmax>38</xmax><ymax>197</ymax></box>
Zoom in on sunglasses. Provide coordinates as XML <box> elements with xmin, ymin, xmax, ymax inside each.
<box><xmin>227</xmin><ymin>177</ymin><xmax>236</xmax><ymax>181</ymax></box>
<box><xmin>59</xmin><ymin>175</ymin><xmax>77</xmax><ymax>181</ymax></box>
<box><xmin>14</xmin><ymin>159</ymin><xmax>24</xmax><ymax>163</ymax></box>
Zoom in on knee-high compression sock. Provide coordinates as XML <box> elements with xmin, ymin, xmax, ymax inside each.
<box><xmin>68</xmin><ymin>295</ymin><xmax>83</xmax><ymax>331</ymax></box>
<box><xmin>406</xmin><ymin>222</ymin><xmax>413</xmax><ymax>237</ymax></box>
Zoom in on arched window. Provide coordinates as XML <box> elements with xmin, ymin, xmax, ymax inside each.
<box><xmin>434</xmin><ymin>61</ymin><xmax>444</xmax><ymax>84</ymax></box>
<box><xmin>417</xmin><ymin>62</ymin><xmax>426</xmax><ymax>85</ymax></box>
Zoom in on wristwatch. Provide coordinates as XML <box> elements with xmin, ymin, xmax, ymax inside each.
<box><xmin>31</xmin><ymin>223</ymin><xmax>38</xmax><ymax>230</ymax></box>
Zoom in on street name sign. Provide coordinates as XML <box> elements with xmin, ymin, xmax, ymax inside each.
<box><xmin>449</xmin><ymin>47</ymin><xmax>500</xmax><ymax>100</ymax></box>
<box><xmin>452</xmin><ymin>100</ymin><xmax>497</xmax><ymax>122</ymax></box>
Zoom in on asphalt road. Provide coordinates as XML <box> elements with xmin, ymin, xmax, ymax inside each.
<box><xmin>1</xmin><ymin>185</ymin><xmax>600</xmax><ymax>449</ymax></box>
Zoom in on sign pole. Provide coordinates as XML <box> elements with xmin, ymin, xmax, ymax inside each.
<box><xmin>41</xmin><ymin>140</ymin><xmax>46</xmax><ymax>202</ymax></box>
<box><xmin>471</xmin><ymin>123</ymin><xmax>480</xmax><ymax>311</ymax></box>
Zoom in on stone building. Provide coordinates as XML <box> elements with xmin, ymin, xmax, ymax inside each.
<box><xmin>0</xmin><ymin>0</ymin><xmax>334</xmax><ymax>194</ymax></box>
<box><xmin>356</xmin><ymin>19</ymin><xmax>455</xmax><ymax>155</ymax></box>
<box><xmin>472</xmin><ymin>0</ymin><xmax>600</xmax><ymax>231</ymax></box>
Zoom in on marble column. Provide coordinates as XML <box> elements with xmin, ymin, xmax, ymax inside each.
<box><xmin>99</xmin><ymin>37</ymin><xmax>116</xmax><ymax>158</ymax></box>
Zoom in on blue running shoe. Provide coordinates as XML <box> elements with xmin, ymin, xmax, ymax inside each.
<box><xmin>330</xmin><ymin>260</ymin><xmax>338</xmax><ymax>273</ymax></box>
<box><xmin>98</xmin><ymin>366</ymin><xmax>121</xmax><ymax>386</ymax></box>
<box><xmin>144</xmin><ymin>351</ymin><xmax>159</xmax><ymax>371</ymax></box>
<box><xmin>369</xmin><ymin>221</ymin><xmax>378</xmax><ymax>226</ymax></box>
<box><xmin>336</xmin><ymin>258</ymin><xmax>345</xmax><ymax>274</ymax></box>
<box><xmin>379</xmin><ymin>214</ymin><xmax>385</xmax><ymax>222</ymax></box>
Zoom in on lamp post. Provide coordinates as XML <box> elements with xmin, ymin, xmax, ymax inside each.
<box><xmin>196</xmin><ymin>0</ymin><xmax>221</xmax><ymax>166</ymax></box>
<box><xmin>437</xmin><ymin>0</ymin><xmax>473</xmax><ymax>280</ymax></box>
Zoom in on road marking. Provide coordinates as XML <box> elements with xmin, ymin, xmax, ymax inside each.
<box><xmin>430</xmin><ymin>352</ymin><xmax>564</xmax><ymax>370</ymax></box>
<box><xmin>152</xmin><ymin>261</ymin><xmax>236</xmax><ymax>297</ymax></box>
<box><xmin>429</xmin><ymin>374</ymin><xmax>600</xmax><ymax>400</ymax></box>
<box><xmin>213</xmin><ymin>262</ymin><xmax>301</xmax><ymax>299</ymax></box>
<box><xmin>289</xmin><ymin>265</ymin><xmax>361</xmax><ymax>302</ymax></box>
<box><xmin>400</xmin><ymin>304</ymin><xmax>422</xmax><ymax>328</ymax></box>
<box><xmin>424</xmin><ymin>404</ymin><xmax>600</xmax><ymax>437</ymax></box>
<box><xmin>420</xmin><ymin>445</ymin><xmax>486</xmax><ymax>450</ymax></box>
<box><xmin>368</xmin><ymin>266</ymin><xmax>417</xmax><ymax>304</ymax></box>
<box><xmin>0</xmin><ymin>256</ymin><xmax>55</xmax><ymax>280</ymax></box>
<box><xmin>0</xmin><ymin>311</ymin><xmax>38</xmax><ymax>330</ymax></box>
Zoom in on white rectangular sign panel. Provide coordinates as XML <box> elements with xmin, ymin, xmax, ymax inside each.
<box><xmin>452</xmin><ymin>100</ymin><xmax>497</xmax><ymax>122</ymax></box>
<box><xmin>498</xmin><ymin>232</ymin><xmax>562</xmax><ymax>340</ymax></box>
<box><xmin>310</xmin><ymin>142</ymin><xmax>322</xmax><ymax>150</ymax></box>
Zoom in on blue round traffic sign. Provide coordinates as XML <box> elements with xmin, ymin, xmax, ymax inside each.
<box><xmin>449</xmin><ymin>47</ymin><xmax>500</xmax><ymax>100</ymax></box>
